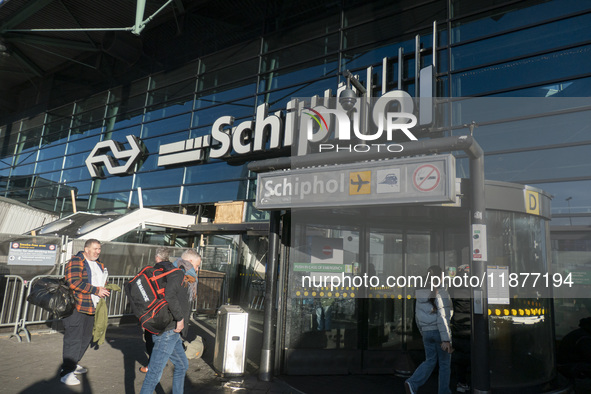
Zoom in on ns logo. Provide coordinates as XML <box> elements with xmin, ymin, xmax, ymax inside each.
<box><xmin>85</xmin><ymin>135</ymin><xmax>147</xmax><ymax>178</ymax></box>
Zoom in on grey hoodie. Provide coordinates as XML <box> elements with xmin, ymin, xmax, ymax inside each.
<box><xmin>414</xmin><ymin>287</ymin><xmax>453</xmax><ymax>343</ymax></box>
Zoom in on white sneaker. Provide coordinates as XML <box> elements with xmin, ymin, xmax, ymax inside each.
<box><xmin>60</xmin><ymin>372</ymin><xmax>80</xmax><ymax>386</ymax></box>
<box><xmin>74</xmin><ymin>365</ymin><xmax>88</xmax><ymax>374</ymax></box>
<box><xmin>457</xmin><ymin>382</ymin><xmax>470</xmax><ymax>393</ymax></box>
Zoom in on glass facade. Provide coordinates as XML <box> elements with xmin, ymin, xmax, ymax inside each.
<box><xmin>0</xmin><ymin>0</ymin><xmax>589</xmax><ymax>223</ymax></box>
<box><xmin>1</xmin><ymin>0</ymin><xmax>590</xmax><ymax>382</ymax></box>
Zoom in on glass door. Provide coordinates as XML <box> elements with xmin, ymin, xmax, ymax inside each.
<box><xmin>362</xmin><ymin>229</ymin><xmax>439</xmax><ymax>372</ymax></box>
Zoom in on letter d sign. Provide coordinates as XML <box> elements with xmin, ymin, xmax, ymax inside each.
<box><xmin>525</xmin><ymin>190</ymin><xmax>540</xmax><ymax>216</ymax></box>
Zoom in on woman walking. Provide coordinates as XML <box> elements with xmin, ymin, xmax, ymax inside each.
<box><xmin>405</xmin><ymin>265</ymin><xmax>454</xmax><ymax>394</ymax></box>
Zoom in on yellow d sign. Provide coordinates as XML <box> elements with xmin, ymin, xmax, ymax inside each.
<box><xmin>525</xmin><ymin>190</ymin><xmax>540</xmax><ymax>216</ymax></box>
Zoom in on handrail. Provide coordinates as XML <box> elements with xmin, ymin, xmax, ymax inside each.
<box><xmin>0</xmin><ymin>275</ymin><xmax>26</xmax><ymax>342</ymax></box>
<box><xmin>3</xmin><ymin>272</ymin><xmax>228</xmax><ymax>342</ymax></box>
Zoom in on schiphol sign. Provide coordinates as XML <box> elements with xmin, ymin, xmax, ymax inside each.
<box><xmin>255</xmin><ymin>155</ymin><xmax>456</xmax><ymax>210</ymax></box>
<box><xmin>85</xmin><ymin>67</ymin><xmax>434</xmax><ymax>178</ymax></box>
<box><xmin>157</xmin><ymin>91</ymin><xmax>425</xmax><ymax>167</ymax></box>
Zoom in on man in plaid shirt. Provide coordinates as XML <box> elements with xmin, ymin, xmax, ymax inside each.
<box><xmin>60</xmin><ymin>239</ymin><xmax>110</xmax><ymax>386</ymax></box>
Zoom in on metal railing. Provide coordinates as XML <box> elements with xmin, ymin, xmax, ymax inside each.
<box><xmin>2</xmin><ymin>272</ymin><xmax>228</xmax><ymax>342</ymax></box>
<box><xmin>0</xmin><ymin>275</ymin><xmax>26</xmax><ymax>342</ymax></box>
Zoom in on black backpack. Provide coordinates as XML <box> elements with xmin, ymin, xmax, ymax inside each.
<box><xmin>125</xmin><ymin>265</ymin><xmax>181</xmax><ymax>334</ymax></box>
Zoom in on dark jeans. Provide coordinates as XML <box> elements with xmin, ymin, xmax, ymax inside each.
<box><xmin>61</xmin><ymin>309</ymin><xmax>94</xmax><ymax>376</ymax></box>
<box><xmin>451</xmin><ymin>336</ymin><xmax>471</xmax><ymax>390</ymax></box>
<box><xmin>144</xmin><ymin>330</ymin><xmax>154</xmax><ymax>359</ymax></box>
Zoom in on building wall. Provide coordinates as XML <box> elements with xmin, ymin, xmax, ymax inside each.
<box><xmin>0</xmin><ymin>0</ymin><xmax>590</xmax><ymax>328</ymax></box>
<box><xmin>0</xmin><ymin>0</ymin><xmax>589</xmax><ymax>223</ymax></box>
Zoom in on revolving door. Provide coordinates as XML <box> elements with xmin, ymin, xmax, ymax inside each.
<box><xmin>280</xmin><ymin>181</ymin><xmax>556</xmax><ymax>392</ymax></box>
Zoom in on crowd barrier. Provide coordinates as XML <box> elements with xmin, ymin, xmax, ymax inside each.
<box><xmin>0</xmin><ymin>272</ymin><xmax>227</xmax><ymax>343</ymax></box>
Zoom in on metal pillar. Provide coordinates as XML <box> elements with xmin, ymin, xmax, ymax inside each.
<box><xmin>258</xmin><ymin>210</ymin><xmax>281</xmax><ymax>381</ymax></box>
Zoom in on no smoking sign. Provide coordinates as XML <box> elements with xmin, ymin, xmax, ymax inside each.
<box><xmin>413</xmin><ymin>164</ymin><xmax>441</xmax><ymax>192</ymax></box>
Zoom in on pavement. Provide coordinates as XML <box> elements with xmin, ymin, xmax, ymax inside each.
<box><xmin>0</xmin><ymin>312</ymin><xmax>424</xmax><ymax>394</ymax></box>
<box><xmin>0</xmin><ymin>318</ymin><xmax>299</xmax><ymax>394</ymax></box>
<box><xmin>0</xmin><ymin>312</ymin><xmax>583</xmax><ymax>394</ymax></box>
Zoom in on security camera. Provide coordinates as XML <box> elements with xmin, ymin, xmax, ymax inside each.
<box><xmin>339</xmin><ymin>88</ymin><xmax>357</xmax><ymax>111</ymax></box>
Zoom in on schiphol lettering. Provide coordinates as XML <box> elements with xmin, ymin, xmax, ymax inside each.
<box><xmin>205</xmin><ymin>90</ymin><xmax>421</xmax><ymax>159</ymax></box>
<box><xmin>156</xmin><ymin>70</ymin><xmax>431</xmax><ymax>169</ymax></box>
<box><xmin>263</xmin><ymin>174</ymin><xmax>346</xmax><ymax>200</ymax></box>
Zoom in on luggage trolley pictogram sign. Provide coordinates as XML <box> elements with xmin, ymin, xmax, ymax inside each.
<box><xmin>413</xmin><ymin>164</ymin><xmax>441</xmax><ymax>192</ymax></box>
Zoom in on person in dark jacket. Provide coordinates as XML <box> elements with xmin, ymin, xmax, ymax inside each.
<box><xmin>139</xmin><ymin>247</ymin><xmax>194</xmax><ymax>394</ymax></box>
<box><xmin>449</xmin><ymin>264</ymin><xmax>471</xmax><ymax>393</ymax></box>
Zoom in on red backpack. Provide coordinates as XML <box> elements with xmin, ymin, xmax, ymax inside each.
<box><xmin>125</xmin><ymin>265</ymin><xmax>181</xmax><ymax>334</ymax></box>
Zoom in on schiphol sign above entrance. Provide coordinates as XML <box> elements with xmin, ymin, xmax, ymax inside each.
<box><xmin>157</xmin><ymin>92</ymin><xmax>427</xmax><ymax>167</ymax></box>
<box><xmin>255</xmin><ymin>154</ymin><xmax>456</xmax><ymax>210</ymax></box>
<box><xmin>84</xmin><ymin>65</ymin><xmax>434</xmax><ymax>178</ymax></box>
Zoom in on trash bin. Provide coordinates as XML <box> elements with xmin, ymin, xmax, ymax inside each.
<box><xmin>213</xmin><ymin>305</ymin><xmax>248</xmax><ymax>376</ymax></box>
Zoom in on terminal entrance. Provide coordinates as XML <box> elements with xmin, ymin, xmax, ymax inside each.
<box><xmin>277</xmin><ymin>183</ymin><xmax>556</xmax><ymax>392</ymax></box>
<box><xmin>283</xmin><ymin>206</ymin><xmax>470</xmax><ymax>375</ymax></box>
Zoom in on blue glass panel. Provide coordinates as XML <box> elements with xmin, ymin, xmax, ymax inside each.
<box><xmin>485</xmin><ymin>144</ymin><xmax>591</xmax><ymax>183</ymax></box>
<box><xmin>11</xmin><ymin>162</ymin><xmax>35</xmax><ymax>176</ymax></box>
<box><xmin>185</xmin><ymin>161</ymin><xmax>248</xmax><ymax>184</ymax></box>
<box><xmin>451</xmin><ymin>0</ymin><xmax>591</xmax><ymax>43</ymax></box>
<box><xmin>140</xmin><ymin>186</ymin><xmax>182</xmax><ymax>207</ymax></box>
<box><xmin>192</xmin><ymin>98</ymin><xmax>256</xmax><ymax>128</ymax></box>
<box><xmin>66</xmin><ymin>180</ymin><xmax>92</xmax><ymax>196</ymax></box>
<box><xmin>142</xmin><ymin>112</ymin><xmax>191</xmax><ymax>138</ymax></box>
<box><xmin>491</xmin><ymin>76</ymin><xmax>591</xmax><ymax>98</ymax></box>
<box><xmin>90</xmin><ymin>175</ymin><xmax>133</xmax><ymax>193</ymax></box>
<box><xmin>144</xmin><ymin>99</ymin><xmax>193</xmax><ymax>122</ymax></box>
<box><xmin>63</xmin><ymin>151</ymin><xmax>89</xmax><ymax>170</ymax></box>
<box><xmin>14</xmin><ymin>147</ymin><xmax>38</xmax><ymax>166</ymax></box>
<box><xmin>61</xmin><ymin>166</ymin><xmax>91</xmax><ymax>184</ymax></box>
<box><xmin>189</xmin><ymin>126</ymin><xmax>210</xmax><ymax>139</ymax></box>
<box><xmin>36</xmin><ymin>158</ymin><xmax>64</xmax><ymax>174</ymax></box>
<box><xmin>452</xmin><ymin>13</ymin><xmax>591</xmax><ymax>71</ymax></box>
<box><xmin>259</xmin><ymin>61</ymin><xmax>338</xmax><ymax>92</ymax></box>
<box><xmin>195</xmin><ymin>82</ymin><xmax>256</xmax><ymax>106</ymax></box>
<box><xmin>259</xmin><ymin>78</ymin><xmax>337</xmax><ymax>111</ymax></box>
<box><xmin>69</xmin><ymin>125</ymin><xmax>102</xmax><ymax>141</ymax></box>
<box><xmin>104</xmin><ymin>125</ymin><xmax>141</xmax><ymax>141</ymax></box>
<box><xmin>38</xmin><ymin>142</ymin><xmax>67</xmax><ymax>161</ymax></box>
<box><xmin>37</xmin><ymin>170</ymin><xmax>62</xmax><ymax>183</ymax></box>
<box><xmin>182</xmin><ymin>181</ymin><xmax>247</xmax><ymax>204</ymax></box>
<box><xmin>452</xmin><ymin>44</ymin><xmax>591</xmax><ymax>96</ymax></box>
<box><xmin>87</xmin><ymin>191</ymin><xmax>134</xmax><ymax>212</ymax></box>
<box><xmin>66</xmin><ymin>135</ymin><xmax>101</xmax><ymax>154</ymax></box>
<box><xmin>471</xmin><ymin>109</ymin><xmax>591</xmax><ymax>152</ymax></box>
<box><xmin>200</xmin><ymin>60</ymin><xmax>259</xmax><ymax>91</ymax></box>
<box><xmin>134</xmin><ymin>165</ymin><xmax>184</xmax><ymax>188</ymax></box>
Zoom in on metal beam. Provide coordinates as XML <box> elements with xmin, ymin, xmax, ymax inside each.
<box><xmin>0</xmin><ymin>0</ymin><xmax>56</xmax><ymax>33</ymax></box>
<box><xmin>173</xmin><ymin>0</ymin><xmax>185</xmax><ymax>14</ymax></box>
<box><xmin>4</xmin><ymin>34</ymin><xmax>100</xmax><ymax>52</ymax></box>
<box><xmin>10</xmin><ymin>47</ymin><xmax>44</xmax><ymax>77</ymax></box>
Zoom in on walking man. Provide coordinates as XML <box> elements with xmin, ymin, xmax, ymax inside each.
<box><xmin>61</xmin><ymin>239</ymin><xmax>110</xmax><ymax>385</ymax></box>
<box><xmin>140</xmin><ymin>247</ymin><xmax>201</xmax><ymax>394</ymax></box>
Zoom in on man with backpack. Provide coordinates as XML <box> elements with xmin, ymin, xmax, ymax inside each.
<box><xmin>139</xmin><ymin>247</ymin><xmax>201</xmax><ymax>394</ymax></box>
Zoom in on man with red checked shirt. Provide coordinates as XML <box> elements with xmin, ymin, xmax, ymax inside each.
<box><xmin>60</xmin><ymin>239</ymin><xmax>110</xmax><ymax>386</ymax></box>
